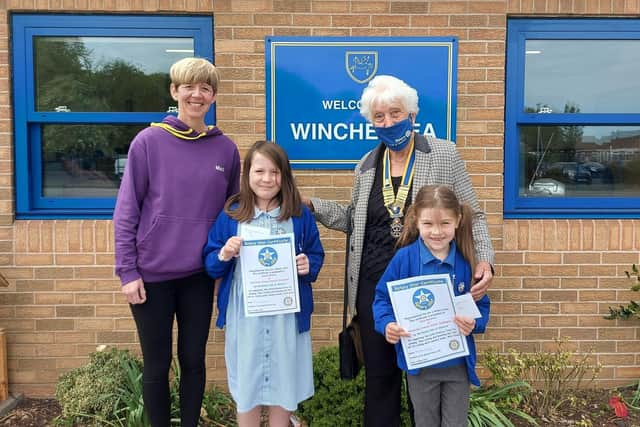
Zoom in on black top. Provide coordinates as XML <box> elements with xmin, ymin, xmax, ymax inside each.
<box><xmin>358</xmin><ymin>152</ymin><xmax>414</xmax><ymax>307</ymax></box>
<box><xmin>356</xmin><ymin>151</ymin><xmax>414</xmax><ymax>374</ymax></box>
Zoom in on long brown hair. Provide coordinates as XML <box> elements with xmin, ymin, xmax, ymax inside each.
<box><xmin>396</xmin><ymin>185</ymin><xmax>476</xmax><ymax>267</ymax></box>
<box><xmin>225</xmin><ymin>140</ymin><xmax>302</xmax><ymax>222</ymax></box>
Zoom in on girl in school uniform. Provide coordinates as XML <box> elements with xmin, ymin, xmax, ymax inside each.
<box><xmin>203</xmin><ymin>140</ymin><xmax>324</xmax><ymax>427</ymax></box>
<box><xmin>373</xmin><ymin>184</ymin><xmax>490</xmax><ymax>427</ymax></box>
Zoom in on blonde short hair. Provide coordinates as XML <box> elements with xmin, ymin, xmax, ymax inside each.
<box><xmin>169</xmin><ymin>57</ymin><xmax>220</xmax><ymax>93</ymax></box>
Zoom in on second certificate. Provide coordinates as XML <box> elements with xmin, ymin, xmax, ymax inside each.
<box><xmin>240</xmin><ymin>233</ymin><xmax>300</xmax><ymax>317</ymax></box>
<box><xmin>387</xmin><ymin>274</ymin><xmax>469</xmax><ymax>370</ymax></box>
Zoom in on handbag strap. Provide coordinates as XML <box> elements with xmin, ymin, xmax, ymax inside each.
<box><xmin>342</xmin><ymin>205</ymin><xmax>353</xmax><ymax>330</ymax></box>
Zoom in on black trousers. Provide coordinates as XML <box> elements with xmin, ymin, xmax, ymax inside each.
<box><xmin>130</xmin><ymin>272</ymin><xmax>214</xmax><ymax>427</ymax></box>
<box><xmin>357</xmin><ymin>280</ymin><xmax>414</xmax><ymax>427</ymax></box>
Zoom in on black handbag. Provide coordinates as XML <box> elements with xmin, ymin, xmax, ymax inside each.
<box><xmin>339</xmin><ymin>317</ymin><xmax>362</xmax><ymax>380</ymax></box>
<box><xmin>339</xmin><ymin>206</ymin><xmax>364</xmax><ymax>380</ymax></box>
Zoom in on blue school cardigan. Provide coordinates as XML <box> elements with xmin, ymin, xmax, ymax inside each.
<box><xmin>202</xmin><ymin>205</ymin><xmax>324</xmax><ymax>333</ymax></box>
<box><xmin>372</xmin><ymin>239</ymin><xmax>490</xmax><ymax>386</ymax></box>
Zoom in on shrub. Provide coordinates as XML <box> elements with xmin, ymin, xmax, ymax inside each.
<box><xmin>201</xmin><ymin>383</ymin><xmax>237</xmax><ymax>427</ymax></box>
<box><xmin>482</xmin><ymin>338</ymin><xmax>601</xmax><ymax>419</ymax></box>
<box><xmin>605</xmin><ymin>264</ymin><xmax>640</xmax><ymax>415</ymax></box>
<box><xmin>300</xmin><ymin>346</ymin><xmax>538</xmax><ymax>427</ymax></box>
<box><xmin>297</xmin><ymin>346</ymin><xmax>367</xmax><ymax>426</ymax></box>
<box><xmin>55</xmin><ymin>345</ymin><xmax>236</xmax><ymax>427</ymax></box>
<box><xmin>605</xmin><ymin>264</ymin><xmax>640</xmax><ymax>320</ymax></box>
<box><xmin>55</xmin><ymin>346</ymin><xmax>141</xmax><ymax>426</ymax></box>
<box><xmin>297</xmin><ymin>346</ymin><xmax>411</xmax><ymax>427</ymax></box>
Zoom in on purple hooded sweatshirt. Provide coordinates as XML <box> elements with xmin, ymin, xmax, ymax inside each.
<box><xmin>113</xmin><ymin>115</ymin><xmax>240</xmax><ymax>285</ymax></box>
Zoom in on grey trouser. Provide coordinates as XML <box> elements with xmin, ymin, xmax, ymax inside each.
<box><xmin>407</xmin><ymin>364</ymin><xmax>470</xmax><ymax>427</ymax></box>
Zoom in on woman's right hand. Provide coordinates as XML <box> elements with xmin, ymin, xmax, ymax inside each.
<box><xmin>301</xmin><ymin>196</ymin><xmax>314</xmax><ymax>212</ymax></box>
<box><xmin>122</xmin><ymin>278</ymin><xmax>146</xmax><ymax>305</ymax></box>
<box><xmin>384</xmin><ymin>322</ymin><xmax>410</xmax><ymax>344</ymax></box>
<box><xmin>220</xmin><ymin>236</ymin><xmax>243</xmax><ymax>261</ymax></box>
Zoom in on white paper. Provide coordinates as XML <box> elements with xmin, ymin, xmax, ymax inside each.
<box><xmin>239</xmin><ymin>233</ymin><xmax>300</xmax><ymax>317</ymax></box>
<box><xmin>240</xmin><ymin>224</ymin><xmax>271</xmax><ymax>238</ymax></box>
<box><xmin>454</xmin><ymin>293</ymin><xmax>482</xmax><ymax>319</ymax></box>
<box><xmin>386</xmin><ymin>274</ymin><xmax>469</xmax><ymax>370</ymax></box>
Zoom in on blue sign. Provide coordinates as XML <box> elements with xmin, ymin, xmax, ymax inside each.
<box><xmin>265</xmin><ymin>37</ymin><xmax>458</xmax><ymax>169</ymax></box>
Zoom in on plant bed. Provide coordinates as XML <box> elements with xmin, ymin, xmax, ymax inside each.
<box><xmin>505</xmin><ymin>385</ymin><xmax>639</xmax><ymax>427</ymax></box>
<box><xmin>0</xmin><ymin>388</ymin><xmax>637</xmax><ymax>426</ymax></box>
<box><xmin>2</xmin><ymin>343</ymin><xmax>637</xmax><ymax>426</ymax></box>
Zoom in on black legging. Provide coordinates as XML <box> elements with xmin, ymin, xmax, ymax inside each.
<box><xmin>130</xmin><ymin>272</ymin><xmax>214</xmax><ymax>427</ymax></box>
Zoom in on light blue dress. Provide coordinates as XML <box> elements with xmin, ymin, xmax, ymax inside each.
<box><xmin>225</xmin><ymin>207</ymin><xmax>314</xmax><ymax>413</ymax></box>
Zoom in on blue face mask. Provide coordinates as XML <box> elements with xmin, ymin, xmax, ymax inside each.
<box><xmin>374</xmin><ymin>116</ymin><xmax>414</xmax><ymax>151</ymax></box>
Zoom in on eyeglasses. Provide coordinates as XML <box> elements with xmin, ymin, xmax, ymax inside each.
<box><xmin>372</xmin><ymin>109</ymin><xmax>407</xmax><ymax>124</ymax></box>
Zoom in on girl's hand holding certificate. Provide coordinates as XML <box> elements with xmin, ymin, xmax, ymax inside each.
<box><xmin>384</xmin><ymin>322</ymin><xmax>410</xmax><ymax>344</ymax></box>
<box><xmin>219</xmin><ymin>236</ymin><xmax>243</xmax><ymax>261</ymax></box>
<box><xmin>220</xmin><ymin>236</ymin><xmax>310</xmax><ymax>277</ymax></box>
<box><xmin>453</xmin><ymin>315</ymin><xmax>476</xmax><ymax>336</ymax></box>
<box><xmin>295</xmin><ymin>253</ymin><xmax>310</xmax><ymax>276</ymax></box>
<box><xmin>385</xmin><ymin>315</ymin><xmax>475</xmax><ymax>345</ymax></box>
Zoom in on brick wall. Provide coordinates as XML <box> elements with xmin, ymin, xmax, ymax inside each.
<box><xmin>0</xmin><ymin>0</ymin><xmax>639</xmax><ymax>396</ymax></box>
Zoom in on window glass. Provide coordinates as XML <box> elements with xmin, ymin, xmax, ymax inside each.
<box><xmin>524</xmin><ymin>40</ymin><xmax>640</xmax><ymax>114</ymax></box>
<box><xmin>520</xmin><ymin>125</ymin><xmax>640</xmax><ymax>198</ymax></box>
<box><xmin>13</xmin><ymin>14</ymin><xmax>212</xmax><ymax>217</ymax></box>
<box><xmin>34</xmin><ymin>37</ymin><xmax>193</xmax><ymax>112</ymax></box>
<box><xmin>506</xmin><ymin>19</ymin><xmax>640</xmax><ymax>217</ymax></box>
<box><xmin>41</xmin><ymin>124</ymin><xmax>144</xmax><ymax>197</ymax></box>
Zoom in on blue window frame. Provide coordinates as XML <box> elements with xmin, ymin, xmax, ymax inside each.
<box><xmin>505</xmin><ymin>19</ymin><xmax>640</xmax><ymax>218</ymax></box>
<box><xmin>12</xmin><ymin>14</ymin><xmax>213</xmax><ymax>218</ymax></box>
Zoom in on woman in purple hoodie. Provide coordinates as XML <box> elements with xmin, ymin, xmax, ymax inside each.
<box><xmin>113</xmin><ymin>57</ymin><xmax>240</xmax><ymax>427</ymax></box>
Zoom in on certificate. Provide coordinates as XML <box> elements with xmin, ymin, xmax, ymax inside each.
<box><xmin>239</xmin><ymin>233</ymin><xmax>300</xmax><ymax>317</ymax></box>
<box><xmin>386</xmin><ymin>274</ymin><xmax>469</xmax><ymax>370</ymax></box>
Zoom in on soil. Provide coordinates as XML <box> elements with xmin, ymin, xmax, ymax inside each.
<box><xmin>0</xmin><ymin>388</ymin><xmax>639</xmax><ymax>426</ymax></box>
<box><xmin>0</xmin><ymin>398</ymin><xmax>61</xmax><ymax>427</ymax></box>
<box><xmin>506</xmin><ymin>387</ymin><xmax>640</xmax><ymax>427</ymax></box>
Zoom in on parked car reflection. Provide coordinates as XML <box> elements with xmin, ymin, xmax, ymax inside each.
<box><xmin>547</xmin><ymin>162</ymin><xmax>592</xmax><ymax>184</ymax></box>
<box><xmin>582</xmin><ymin>161</ymin><xmax>605</xmax><ymax>177</ymax></box>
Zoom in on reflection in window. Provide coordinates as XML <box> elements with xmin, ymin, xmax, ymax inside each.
<box><xmin>521</xmin><ymin>126</ymin><xmax>640</xmax><ymax>198</ymax></box>
<box><xmin>34</xmin><ymin>37</ymin><xmax>193</xmax><ymax>112</ymax></box>
<box><xmin>506</xmin><ymin>18</ymin><xmax>640</xmax><ymax>217</ymax></box>
<box><xmin>41</xmin><ymin>125</ymin><xmax>144</xmax><ymax>197</ymax></box>
<box><xmin>524</xmin><ymin>40</ymin><xmax>640</xmax><ymax>114</ymax></box>
<box><xmin>13</xmin><ymin>14</ymin><xmax>212</xmax><ymax>217</ymax></box>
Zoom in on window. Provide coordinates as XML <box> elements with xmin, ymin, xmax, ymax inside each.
<box><xmin>505</xmin><ymin>19</ymin><xmax>640</xmax><ymax>218</ymax></box>
<box><xmin>12</xmin><ymin>14</ymin><xmax>213</xmax><ymax>218</ymax></box>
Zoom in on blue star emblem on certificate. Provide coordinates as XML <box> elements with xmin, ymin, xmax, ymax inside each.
<box><xmin>258</xmin><ymin>247</ymin><xmax>278</xmax><ymax>267</ymax></box>
<box><xmin>412</xmin><ymin>288</ymin><xmax>435</xmax><ymax>310</ymax></box>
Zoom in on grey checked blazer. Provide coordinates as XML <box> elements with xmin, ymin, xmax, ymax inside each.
<box><xmin>311</xmin><ymin>133</ymin><xmax>494</xmax><ymax>313</ymax></box>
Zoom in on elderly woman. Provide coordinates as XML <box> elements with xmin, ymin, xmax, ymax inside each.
<box><xmin>306</xmin><ymin>75</ymin><xmax>494</xmax><ymax>427</ymax></box>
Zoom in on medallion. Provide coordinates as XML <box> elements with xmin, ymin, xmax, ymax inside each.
<box><xmin>381</xmin><ymin>139</ymin><xmax>416</xmax><ymax>240</ymax></box>
<box><xmin>388</xmin><ymin>204</ymin><xmax>403</xmax><ymax>238</ymax></box>
<box><xmin>390</xmin><ymin>217</ymin><xmax>403</xmax><ymax>238</ymax></box>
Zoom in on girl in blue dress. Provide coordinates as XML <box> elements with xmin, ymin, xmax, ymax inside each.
<box><xmin>203</xmin><ymin>140</ymin><xmax>324</xmax><ymax>427</ymax></box>
<box><xmin>373</xmin><ymin>184</ymin><xmax>490</xmax><ymax>427</ymax></box>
